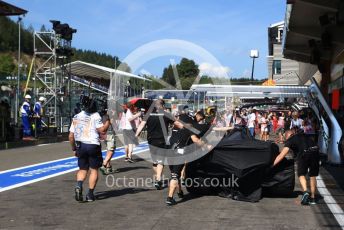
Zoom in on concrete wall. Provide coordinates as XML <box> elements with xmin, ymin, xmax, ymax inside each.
<box><xmin>267</xmin><ymin>43</ymin><xmax>300</xmax><ymax>85</ymax></box>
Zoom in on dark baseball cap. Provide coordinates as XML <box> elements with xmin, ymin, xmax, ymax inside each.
<box><xmin>196</xmin><ymin>110</ymin><xmax>205</xmax><ymax>118</ymax></box>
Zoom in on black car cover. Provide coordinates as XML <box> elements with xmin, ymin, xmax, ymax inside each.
<box><xmin>262</xmin><ymin>158</ymin><xmax>295</xmax><ymax>197</ymax></box>
<box><xmin>185</xmin><ymin>127</ymin><xmax>290</xmax><ymax>202</ymax></box>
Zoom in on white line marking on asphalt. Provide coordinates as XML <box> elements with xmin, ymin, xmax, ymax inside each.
<box><xmin>0</xmin><ymin>156</ymin><xmax>76</xmax><ymax>174</ymax></box>
<box><xmin>317</xmin><ymin>174</ymin><xmax>344</xmax><ymax>229</ymax></box>
<box><xmin>0</xmin><ymin>142</ymin><xmax>147</xmax><ymax>174</ymax></box>
<box><xmin>37</xmin><ymin>144</ymin><xmax>51</xmax><ymax>147</ymax></box>
<box><xmin>3</xmin><ymin>143</ymin><xmax>343</xmax><ymax>230</ymax></box>
<box><xmin>0</xmin><ymin>148</ymin><xmax>149</xmax><ymax>193</ymax></box>
<box><xmin>0</xmin><ymin>168</ymin><xmax>78</xmax><ymax>193</ymax></box>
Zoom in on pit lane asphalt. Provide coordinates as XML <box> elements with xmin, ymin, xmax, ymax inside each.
<box><xmin>0</xmin><ymin>142</ymin><xmax>342</xmax><ymax>230</ymax></box>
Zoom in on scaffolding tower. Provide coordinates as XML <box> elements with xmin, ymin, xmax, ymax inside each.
<box><xmin>33</xmin><ymin>31</ymin><xmax>68</xmax><ymax>132</ymax></box>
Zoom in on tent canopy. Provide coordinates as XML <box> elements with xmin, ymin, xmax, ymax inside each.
<box><xmin>64</xmin><ymin>60</ymin><xmax>150</xmax><ymax>81</ymax></box>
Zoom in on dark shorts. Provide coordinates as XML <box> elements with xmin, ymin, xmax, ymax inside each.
<box><xmin>297</xmin><ymin>152</ymin><xmax>320</xmax><ymax>177</ymax></box>
<box><xmin>123</xmin><ymin>129</ymin><xmax>138</xmax><ymax>145</ymax></box>
<box><xmin>76</xmin><ymin>143</ymin><xmax>103</xmax><ymax>170</ymax></box>
<box><xmin>169</xmin><ymin>164</ymin><xmax>185</xmax><ymax>180</ymax></box>
<box><xmin>149</xmin><ymin>141</ymin><xmax>167</xmax><ymax>165</ymax></box>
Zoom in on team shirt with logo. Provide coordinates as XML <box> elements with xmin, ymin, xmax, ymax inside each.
<box><xmin>69</xmin><ymin>111</ymin><xmax>104</xmax><ymax>145</ymax></box>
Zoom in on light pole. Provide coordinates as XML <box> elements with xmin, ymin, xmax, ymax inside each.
<box><xmin>15</xmin><ymin>16</ymin><xmax>22</xmax><ymax>126</ymax></box>
<box><xmin>250</xmin><ymin>49</ymin><xmax>259</xmax><ymax>83</ymax></box>
<box><xmin>193</xmin><ymin>90</ymin><xmax>196</xmax><ymax>111</ymax></box>
<box><xmin>203</xmin><ymin>91</ymin><xmax>206</xmax><ymax>109</ymax></box>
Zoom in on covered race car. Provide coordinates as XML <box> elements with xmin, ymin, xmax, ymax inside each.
<box><xmin>185</xmin><ymin>127</ymin><xmax>295</xmax><ymax>202</ymax></box>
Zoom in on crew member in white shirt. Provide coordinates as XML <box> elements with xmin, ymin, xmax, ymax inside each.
<box><xmin>21</xmin><ymin>95</ymin><xmax>33</xmax><ymax>140</ymax></box>
<box><xmin>69</xmin><ymin>98</ymin><xmax>110</xmax><ymax>202</ymax></box>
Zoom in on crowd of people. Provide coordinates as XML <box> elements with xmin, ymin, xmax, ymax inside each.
<box><xmin>69</xmin><ymin>99</ymin><xmax>321</xmax><ymax>206</ymax></box>
<box><xmin>214</xmin><ymin>108</ymin><xmax>318</xmax><ymax>143</ymax></box>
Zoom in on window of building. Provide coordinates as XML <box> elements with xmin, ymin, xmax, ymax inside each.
<box><xmin>273</xmin><ymin>60</ymin><xmax>281</xmax><ymax>75</ymax></box>
<box><xmin>277</xmin><ymin>29</ymin><xmax>283</xmax><ymax>43</ymax></box>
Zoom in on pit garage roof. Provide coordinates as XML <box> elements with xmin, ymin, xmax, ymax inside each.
<box><xmin>64</xmin><ymin>61</ymin><xmax>150</xmax><ymax>81</ymax></box>
<box><xmin>191</xmin><ymin>84</ymin><xmax>308</xmax><ymax>99</ymax></box>
<box><xmin>283</xmin><ymin>0</ymin><xmax>344</xmax><ymax>63</ymax></box>
<box><xmin>0</xmin><ymin>1</ymin><xmax>27</xmax><ymax>16</ymax></box>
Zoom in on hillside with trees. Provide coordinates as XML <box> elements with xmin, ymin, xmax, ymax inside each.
<box><xmin>0</xmin><ymin>16</ymin><xmax>128</xmax><ymax>79</ymax></box>
<box><xmin>1</xmin><ymin>16</ymin><xmax>265</xmax><ymax>89</ymax></box>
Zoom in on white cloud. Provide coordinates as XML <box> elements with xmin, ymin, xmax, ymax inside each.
<box><xmin>198</xmin><ymin>62</ymin><xmax>231</xmax><ymax>77</ymax></box>
<box><xmin>242</xmin><ymin>69</ymin><xmax>251</xmax><ymax>78</ymax></box>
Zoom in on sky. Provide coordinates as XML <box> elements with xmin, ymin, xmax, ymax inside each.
<box><xmin>7</xmin><ymin>0</ymin><xmax>286</xmax><ymax>79</ymax></box>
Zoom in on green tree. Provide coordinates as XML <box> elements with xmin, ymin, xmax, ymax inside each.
<box><xmin>230</xmin><ymin>77</ymin><xmax>266</xmax><ymax>85</ymax></box>
<box><xmin>177</xmin><ymin>58</ymin><xmax>199</xmax><ymax>90</ymax></box>
<box><xmin>22</xmin><ymin>24</ymin><xmax>34</xmax><ymax>54</ymax></box>
<box><xmin>118</xmin><ymin>62</ymin><xmax>131</xmax><ymax>73</ymax></box>
<box><xmin>0</xmin><ymin>54</ymin><xmax>15</xmax><ymax>78</ymax></box>
<box><xmin>40</xmin><ymin>25</ymin><xmax>48</xmax><ymax>32</ymax></box>
<box><xmin>161</xmin><ymin>64</ymin><xmax>176</xmax><ymax>88</ymax></box>
<box><xmin>199</xmin><ymin>75</ymin><xmax>212</xmax><ymax>84</ymax></box>
<box><xmin>0</xmin><ymin>16</ymin><xmax>19</xmax><ymax>52</ymax></box>
<box><xmin>161</xmin><ymin>58</ymin><xmax>199</xmax><ymax>89</ymax></box>
<box><xmin>177</xmin><ymin>58</ymin><xmax>199</xmax><ymax>79</ymax></box>
<box><xmin>0</xmin><ymin>17</ymin><xmax>132</xmax><ymax>73</ymax></box>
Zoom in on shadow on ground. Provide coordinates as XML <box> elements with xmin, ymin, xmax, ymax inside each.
<box><xmin>116</xmin><ymin>166</ymin><xmax>150</xmax><ymax>173</ymax></box>
<box><xmin>96</xmin><ymin>187</ymin><xmax>151</xmax><ymax>200</ymax></box>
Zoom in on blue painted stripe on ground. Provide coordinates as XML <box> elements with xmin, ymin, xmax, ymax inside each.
<box><xmin>0</xmin><ymin>142</ymin><xmax>149</xmax><ymax>192</ymax></box>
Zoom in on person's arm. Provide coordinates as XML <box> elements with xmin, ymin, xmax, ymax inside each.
<box><xmin>96</xmin><ymin>114</ymin><xmax>110</xmax><ymax>133</ymax></box>
<box><xmin>213</xmin><ymin>126</ymin><xmax>234</xmax><ymax>131</ymax></box>
<box><xmin>272</xmin><ymin>147</ymin><xmax>290</xmax><ymax>166</ymax></box>
<box><xmin>97</xmin><ymin>120</ymin><xmax>110</xmax><ymax>133</ymax></box>
<box><xmin>98</xmin><ymin>119</ymin><xmax>109</xmax><ymax>133</ymax></box>
<box><xmin>68</xmin><ymin>131</ymin><xmax>77</xmax><ymax>156</ymax></box>
<box><xmin>135</xmin><ymin>120</ymin><xmax>146</xmax><ymax>137</ymax></box>
<box><xmin>128</xmin><ymin>112</ymin><xmax>141</xmax><ymax>122</ymax></box>
<box><xmin>190</xmin><ymin>135</ymin><xmax>212</xmax><ymax>151</ymax></box>
<box><xmin>173</xmin><ymin>120</ymin><xmax>189</xmax><ymax>129</ymax></box>
<box><xmin>69</xmin><ymin>121</ymin><xmax>77</xmax><ymax>156</ymax></box>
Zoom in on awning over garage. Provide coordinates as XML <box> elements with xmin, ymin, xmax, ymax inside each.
<box><xmin>191</xmin><ymin>84</ymin><xmax>308</xmax><ymax>99</ymax></box>
<box><xmin>64</xmin><ymin>60</ymin><xmax>149</xmax><ymax>81</ymax></box>
<box><xmin>283</xmin><ymin>0</ymin><xmax>344</xmax><ymax>63</ymax></box>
